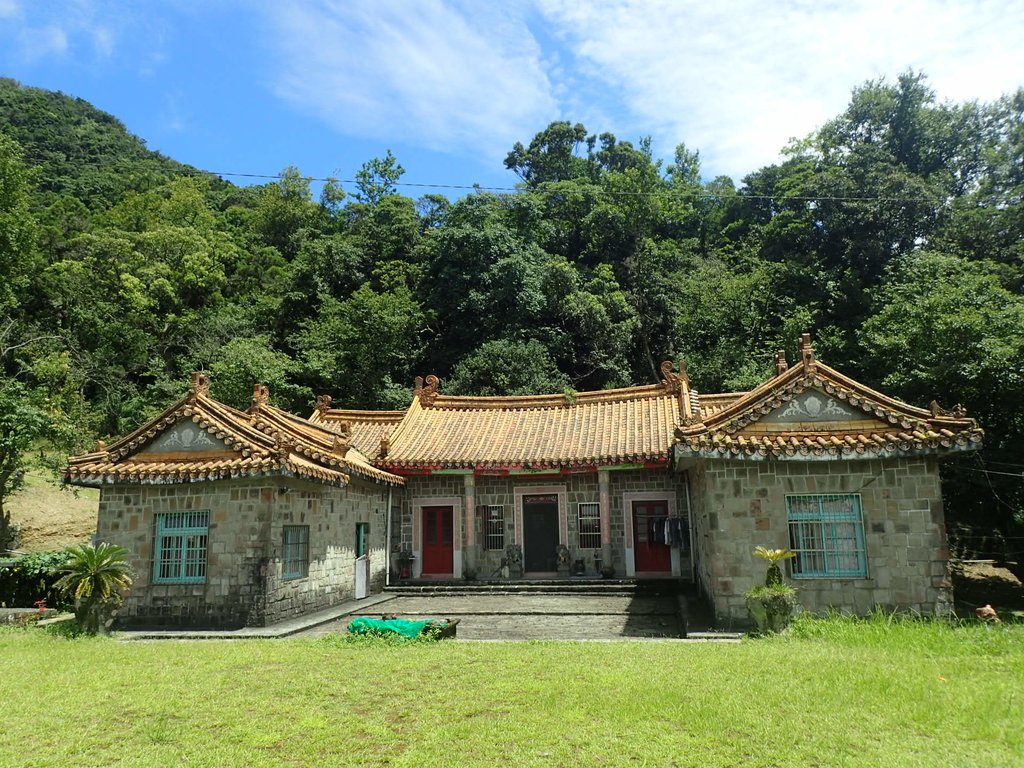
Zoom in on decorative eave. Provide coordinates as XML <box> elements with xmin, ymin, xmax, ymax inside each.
<box><xmin>674</xmin><ymin>427</ymin><xmax>984</xmax><ymax>462</ymax></box>
<box><xmin>64</xmin><ymin>376</ymin><xmax>403</xmax><ymax>489</ymax></box>
<box><xmin>673</xmin><ymin>335</ymin><xmax>983</xmax><ymax>461</ymax></box>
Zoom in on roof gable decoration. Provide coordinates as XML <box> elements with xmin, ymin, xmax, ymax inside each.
<box><xmin>660</xmin><ymin>360</ymin><xmax>698</xmax><ymax>424</ymax></box>
<box><xmin>65</xmin><ymin>375</ymin><xmax>403</xmax><ymax>488</ymax></box>
<box><xmin>674</xmin><ymin>334</ymin><xmax>983</xmax><ymax>460</ymax></box>
<box><xmin>138</xmin><ymin>420</ymin><xmax>229</xmax><ymax>454</ymax></box>
<box><xmin>758</xmin><ymin>390</ymin><xmax>875</xmax><ymax>425</ymax></box>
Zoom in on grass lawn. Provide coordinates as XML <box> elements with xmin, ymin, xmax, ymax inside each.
<box><xmin>1</xmin><ymin>616</ymin><xmax>1021</xmax><ymax>767</ymax></box>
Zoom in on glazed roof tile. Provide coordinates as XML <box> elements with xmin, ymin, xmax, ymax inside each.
<box><xmin>379</xmin><ymin>382</ymin><xmax>683</xmax><ymax>469</ymax></box>
<box><xmin>64</xmin><ymin>376</ymin><xmax>403</xmax><ymax>488</ymax></box>
<box><xmin>310</xmin><ymin>408</ymin><xmax>406</xmax><ymax>457</ymax></box>
<box><xmin>674</xmin><ymin>341</ymin><xmax>982</xmax><ymax>460</ymax></box>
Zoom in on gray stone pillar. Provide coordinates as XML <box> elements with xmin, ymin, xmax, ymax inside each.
<box><xmin>599</xmin><ymin>469</ymin><xmax>613</xmax><ymax>575</ymax></box>
<box><xmin>463</xmin><ymin>473</ymin><xmax>478</xmax><ymax>577</ymax></box>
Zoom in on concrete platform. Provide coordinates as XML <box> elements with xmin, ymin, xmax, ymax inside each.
<box><xmin>296</xmin><ymin>592</ymin><xmax>685</xmax><ymax>640</ymax></box>
<box><xmin>114</xmin><ymin>589</ymin><xmax>742</xmax><ymax>642</ymax></box>
<box><xmin>116</xmin><ymin>593</ymin><xmax>396</xmax><ymax>641</ymax></box>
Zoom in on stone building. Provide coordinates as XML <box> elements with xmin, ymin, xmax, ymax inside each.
<box><xmin>66</xmin><ymin>337</ymin><xmax>982</xmax><ymax>627</ymax></box>
<box><xmin>64</xmin><ymin>374</ymin><xmax>402</xmax><ymax>628</ymax></box>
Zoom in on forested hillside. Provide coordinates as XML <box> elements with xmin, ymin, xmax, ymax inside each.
<box><xmin>0</xmin><ymin>74</ymin><xmax>1021</xmax><ymax>550</ymax></box>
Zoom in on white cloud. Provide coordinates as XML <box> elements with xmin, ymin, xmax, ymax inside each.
<box><xmin>0</xmin><ymin>0</ymin><xmax>20</xmax><ymax>19</ymax></box>
<box><xmin>264</xmin><ymin>0</ymin><xmax>560</xmax><ymax>165</ymax></box>
<box><xmin>91</xmin><ymin>25</ymin><xmax>114</xmax><ymax>57</ymax></box>
<box><xmin>536</xmin><ymin>0</ymin><xmax>1024</xmax><ymax>179</ymax></box>
<box><xmin>18</xmin><ymin>25</ymin><xmax>68</xmax><ymax>61</ymax></box>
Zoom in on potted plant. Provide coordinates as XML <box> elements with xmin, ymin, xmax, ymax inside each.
<box><xmin>555</xmin><ymin>544</ymin><xmax>570</xmax><ymax>575</ymax></box>
<box><xmin>504</xmin><ymin>544</ymin><xmax>523</xmax><ymax>579</ymax></box>
<box><xmin>744</xmin><ymin>547</ymin><xmax>798</xmax><ymax>635</ymax></box>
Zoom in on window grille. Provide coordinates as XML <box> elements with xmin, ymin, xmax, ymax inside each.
<box><xmin>154</xmin><ymin>511</ymin><xmax>209</xmax><ymax>584</ymax></box>
<box><xmin>578</xmin><ymin>502</ymin><xmax>601</xmax><ymax>549</ymax></box>
<box><xmin>787</xmin><ymin>494</ymin><xmax>867</xmax><ymax>578</ymax></box>
<box><xmin>283</xmin><ymin>525</ymin><xmax>310</xmax><ymax>579</ymax></box>
<box><xmin>482</xmin><ymin>505</ymin><xmax>504</xmax><ymax>551</ymax></box>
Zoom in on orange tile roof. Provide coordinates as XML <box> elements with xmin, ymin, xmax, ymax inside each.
<box><xmin>64</xmin><ymin>375</ymin><xmax>403</xmax><ymax>488</ymax></box>
<box><xmin>309</xmin><ymin>406</ymin><xmax>406</xmax><ymax>457</ymax></box>
<box><xmin>379</xmin><ymin>381</ymin><xmax>684</xmax><ymax>469</ymax></box>
<box><xmin>674</xmin><ymin>338</ymin><xmax>982</xmax><ymax>460</ymax></box>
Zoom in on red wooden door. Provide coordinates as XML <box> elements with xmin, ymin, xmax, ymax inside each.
<box><xmin>633</xmin><ymin>500</ymin><xmax>671</xmax><ymax>573</ymax></box>
<box><xmin>421</xmin><ymin>506</ymin><xmax>454</xmax><ymax>575</ymax></box>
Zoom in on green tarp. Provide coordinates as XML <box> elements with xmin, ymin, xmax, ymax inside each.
<box><xmin>347</xmin><ymin>617</ymin><xmax>433</xmax><ymax>638</ymax></box>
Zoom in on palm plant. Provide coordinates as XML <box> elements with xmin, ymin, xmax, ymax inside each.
<box><xmin>54</xmin><ymin>543</ymin><xmax>133</xmax><ymax>634</ymax></box>
<box><xmin>746</xmin><ymin>546</ymin><xmax>799</xmax><ymax>635</ymax></box>
<box><xmin>752</xmin><ymin>546</ymin><xmax>796</xmax><ymax>586</ymax></box>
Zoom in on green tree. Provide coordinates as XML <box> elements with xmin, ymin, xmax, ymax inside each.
<box><xmin>209</xmin><ymin>334</ymin><xmax>311</xmax><ymax>412</ymax></box>
<box><xmin>860</xmin><ymin>252</ymin><xmax>1024</xmax><ymax>532</ymax></box>
<box><xmin>0</xmin><ymin>379</ymin><xmax>58</xmax><ymax>551</ymax></box>
<box><xmin>0</xmin><ymin>132</ymin><xmax>37</xmax><ymax>314</ymax></box>
<box><xmin>447</xmin><ymin>339</ymin><xmax>571</xmax><ymax>396</ymax></box>
<box><xmin>354</xmin><ymin>150</ymin><xmax>405</xmax><ymax>206</ymax></box>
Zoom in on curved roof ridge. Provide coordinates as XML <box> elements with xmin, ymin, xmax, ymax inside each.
<box><xmin>427</xmin><ymin>382</ymin><xmax>672</xmax><ymax>411</ymax></box>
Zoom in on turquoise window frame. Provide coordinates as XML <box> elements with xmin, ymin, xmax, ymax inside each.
<box><xmin>355</xmin><ymin>522</ymin><xmax>370</xmax><ymax>558</ymax></box>
<box><xmin>282</xmin><ymin>525</ymin><xmax>309</xmax><ymax>580</ymax></box>
<box><xmin>786</xmin><ymin>494</ymin><xmax>867</xmax><ymax>578</ymax></box>
<box><xmin>153</xmin><ymin>511</ymin><xmax>209</xmax><ymax>584</ymax></box>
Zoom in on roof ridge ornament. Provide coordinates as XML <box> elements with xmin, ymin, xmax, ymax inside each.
<box><xmin>930</xmin><ymin>400</ymin><xmax>968</xmax><ymax>419</ymax></box>
<box><xmin>250</xmin><ymin>383</ymin><xmax>270</xmax><ymax>411</ymax></box>
<box><xmin>660</xmin><ymin>360</ymin><xmax>682</xmax><ymax>394</ymax></box>
<box><xmin>415</xmin><ymin>374</ymin><xmax>440</xmax><ymax>407</ymax></box>
<box><xmin>190</xmin><ymin>371</ymin><xmax>210</xmax><ymax>397</ymax></box>
<box><xmin>379</xmin><ymin>430</ymin><xmax>391</xmax><ymax>459</ymax></box>
<box><xmin>332</xmin><ymin>435</ymin><xmax>350</xmax><ymax>459</ymax></box>
<box><xmin>315</xmin><ymin>394</ymin><xmax>333</xmax><ymax>414</ymax></box>
<box><xmin>776</xmin><ymin>349</ymin><xmax>789</xmax><ymax>375</ymax></box>
<box><xmin>798</xmin><ymin>333</ymin><xmax>815</xmax><ymax>372</ymax></box>
<box><xmin>662</xmin><ymin>360</ymin><xmax>698</xmax><ymax>424</ymax></box>
<box><xmin>275</xmin><ymin>435</ymin><xmax>294</xmax><ymax>463</ymax></box>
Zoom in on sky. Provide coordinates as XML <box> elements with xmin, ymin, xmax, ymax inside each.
<box><xmin>1</xmin><ymin>0</ymin><xmax>1023</xmax><ymax>195</ymax></box>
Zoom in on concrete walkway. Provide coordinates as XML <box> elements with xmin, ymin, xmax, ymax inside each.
<box><xmin>299</xmin><ymin>592</ymin><xmax>690</xmax><ymax>641</ymax></box>
<box><xmin>116</xmin><ymin>593</ymin><xmax>396</xmax><ymax>641</ymax></box>
<box><xmin>116</xmin><ymin>591</ymin><xmax>744</xmax><ymax>642</ymax></box>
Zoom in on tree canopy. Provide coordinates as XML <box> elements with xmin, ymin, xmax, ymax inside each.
<box><xmin>0</xmin><ymin>73</ymin><xmax>1021</xmax><ymax>546</ymax></box>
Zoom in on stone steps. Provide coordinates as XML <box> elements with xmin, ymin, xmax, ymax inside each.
<box><xmin>385</xmin><ymin>579</ymin><xmax>687</xmax><ymax>598</ymax></box>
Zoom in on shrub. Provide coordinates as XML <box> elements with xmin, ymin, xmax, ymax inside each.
<box><xmin>0</xmin><ymin>550</ymin><xmax>72</xmax><ymax>609</ymax></box>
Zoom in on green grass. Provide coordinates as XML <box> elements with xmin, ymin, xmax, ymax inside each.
<box><xmin>1</xmin><ymin>616</ymin><xmax>1022</xmax><ymax>767</ymax></box>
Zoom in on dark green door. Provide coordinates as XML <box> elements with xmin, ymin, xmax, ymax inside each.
<box><xmin>523</xmin><ymin>495</ymin><xmax>559</xmax><ymax>572</ymax></box>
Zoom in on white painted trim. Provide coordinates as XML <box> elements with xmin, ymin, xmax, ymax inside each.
<box><xmin>514</xmin><ymin>484</ymin><xmax>568</xmax><ymax>573</ymax></box>
<box><xmin>411</xmin><ymin>496</ymin><xmax>463</xmax><ymax>578</ymax></box>
<box><xmin>622</xmin><ymin>491</ymin><xmax>679</xmax><ymax>578</ymax></box>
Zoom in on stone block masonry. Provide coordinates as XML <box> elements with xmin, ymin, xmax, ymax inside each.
<box><xmin>691</xmin><ymin>457</ymin><xmax>950</xmax><ymax>624</ymax></box>
<box><xmin>96</xmin><ymin>477</ymin><xmax>388</xmax><ymax>628</ymax></box>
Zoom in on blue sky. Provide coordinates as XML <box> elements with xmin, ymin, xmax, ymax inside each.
<box><xmin>1</xmin><ymin>0</ymin><xmax>1023</xmax><ymax>196</ymax></box>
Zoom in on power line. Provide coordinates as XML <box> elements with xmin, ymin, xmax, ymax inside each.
<box><xmin>47</xmin><ymin>157</ymin><xmax>951</xmax><ymax>205</ymax></box>
<box><xmin>955</xmin><ymin>466</ymin><xmax>1024</xmax><ymax>479</ymax></box>
<box><xmin>192</xmin><ymin>168</ymin><xmax>948</xmax><ymax>205</ymax></box>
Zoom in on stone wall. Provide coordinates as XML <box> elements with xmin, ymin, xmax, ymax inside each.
<box><xmin>96</xmin><ymin>476</ymin><xmax>390</xmax><ymax>628</ymax></box>
<box><xmin>397</xmin><ymin>470</ymin><xmax>691</xmax><ymax>579</ymax></box>
<box><xmin>691</xmin><ymin>457</ymin><xmax>950</xmax><ymax>624</ymax></box>
<box><xmin>261</xmin><ymin>477</ymin><xmax>390</xmax><ymax>625</ymax></box>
